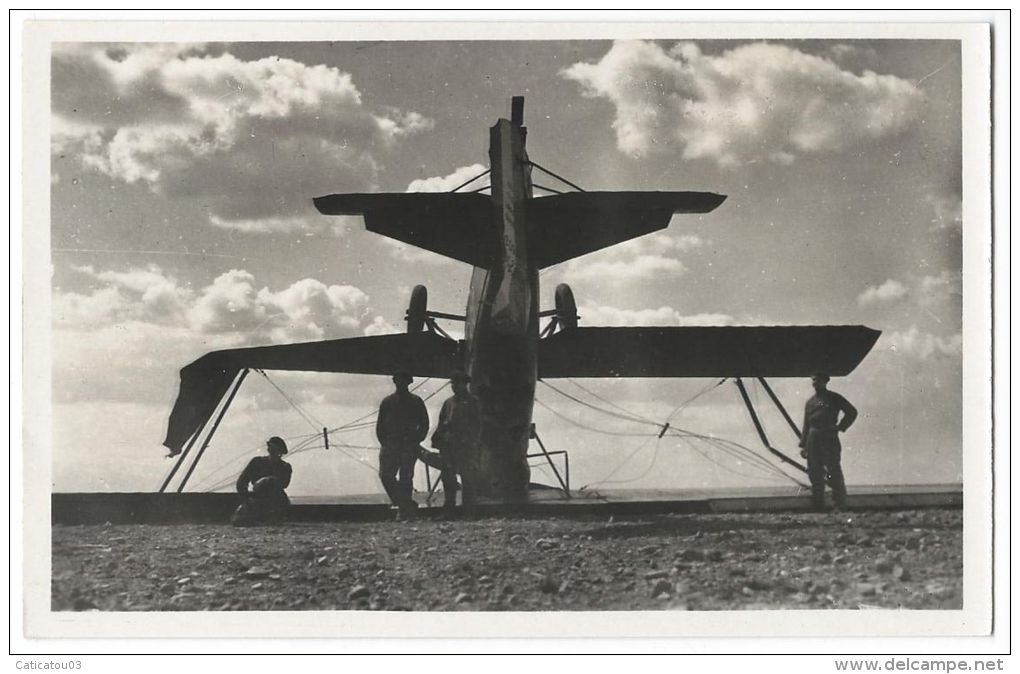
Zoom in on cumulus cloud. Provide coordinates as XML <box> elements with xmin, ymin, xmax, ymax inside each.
<box><xmin>858</xmin><ymin>279</ymin><xmax>909</xmax><ymax>306</ymax></box>
<box><xmin>827</xmin><ymin>43</ymin><xmax>880</xmax><ymax>67</ymax></box>
<box><xmin>613</xmin><ymin>232</ymin><xmax>706</xmax><ymax>257</ymax></box>
<box><xmin>374</xmin><ymin>109</ymin><xmax>435</xmax><ymax>140</ymax></box>
<box><xmin>51</xmin><ymin>116</ymin><xmax>105</xmax><ymax>157</ymax></box>
<box><xmin>578</xmin><ymin>301</ymin><xmax>733</xmax><ymax>327</ymax></box>
<box><xmin>379</xmin><ymin>239</ymin><xmax>442</xmax><ymax>265</ymax></box>
<box><xmin>372</xmin><ymin>163</ymin><xmax>491</xmax><ymax>264</ymax></box>
<box><xmin>561</xmin><ymin>232</ymin><xmax>706</xmax><ymax>283</ymax></box>
<box><xmin>562</xmin><ymin>40</ymin><xmax>924</xmax><ymax>166</ymax></box>
<box><xmin>52</xmin><ymin>43</ymin><xmax>433</xmax><ymax>232</ymax></box>
<box><xmin>566</xmin><ymin>255</ymin><xmax>686</xmax><ymax>283</ymax></box>
<box><xmin>406</xmin><ymin>163</ymin><xmax>487</xmax><ymax>193</ymax></box>
<box><xmin>55</xmin><ymin>264</ymin><xmax>193</xmax><ymax>327</ymax></box>
<box><xmin>55</xmin><ymin>264</ymin><xmax>384</xmax><ymax>344</ymax></box>
<box><xmin>188</xmin><ymin>271</ymin><xmax>370</xmax><ymax>341</ymax></box>
<box><xmin>363</xmin><ymin>315</ymin><xmax>399</xmax><ymax>336</ymax></box>
<box><xmin>881</xmin><ymin>326</ymin><xmax>962</xmax><ymax>360</ymax></box>
<box><xmin>208</xmin><ymin>214</ymin><xmax>339</xmax><ymax>236</ymax></box>
<box><xmin>857</xmin><ymin>271</ymin><xmax>961</xmax><ymax>311</ymax></box>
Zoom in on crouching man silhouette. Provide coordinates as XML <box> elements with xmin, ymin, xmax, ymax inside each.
<box><xmin>231</xmin><ymin>436</ymin><xmax>293</xmax><ymax>526</ymax></box>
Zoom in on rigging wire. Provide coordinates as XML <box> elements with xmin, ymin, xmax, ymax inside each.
<box><xmin>192</xmin><ymin>429</ymin><xmax>321</xmax><ymax>482</ymax></box>
<box><xmin>579</xmin><ymin>435</ymin><xmax>660</xmax><ymax>490</ymax></box>
<box><xmin>193</xmin><ymin>362</ymin><xmax>805</xmax><ymax>495</ymax></box>
<box><xmin>173</xmin><ymin>420</ymin><xmax>322</xmax><ymax>492</ymax></box>
<box><xmin>540</xmin><ymin>380</ymin><xmax>653</xmax><ymax>426</ymax></box>
<box><xmin>671</xmin><ymin>431</ymin><xmax>800</xmax><ymax>484</ymax></box>
<box><xmin>565</xmin><ymin>378</ymin><xmax>660</xmax><ymax>425</ymax></box>
<box><xmin>667</xmin><ymin>423</ymin><xmax>798</xmax><ymax>477</ymax></box>
<box><xmin>536</xmin><ymin>392</ymin><xmax>791</xmax><ymax>487</ymax></box>
<box><xmin>674</xmin><ymin>434</ymin><xmax>806</xmax><ymax>486</ymax></box>
<box><xmin>188</xmin><ymin>367</ymin><xmax>347</xmax><ymax>491</ymax></box>
<box><xmin>534</xmin><ymin>396</ymin><xmax>658</xmax><ymax>438</ymax></box>
<box><xmin>448</xmin><ymin>168</ymin><xmax>491</xmax><ymax>193</ymax></box>
<box><xmin>200</xmin><ymin>377</ymin><xmax>449</xmax><ymax>493</ymax></box>
<box><xmin>538</xmin><ymin>377</ymin><xmax>806</xmax><ymax>491</ymax></box>
<box><xmin>672</xmin><ymin>429</ymin><xmax>808</xmax><ymax>486</ymax></box>
<box><xmin>285</xmin><ymin>380</ymin><xmax>450</xmax><ymax>475</ymax></box>
<box><xmin>528</xmin><ymin>160</ymin><xmax>586</xmax><ymax>193</ymax></box>
<box><xmin>196</xmin><ymin>432</ymin><xmax>325</xmax><ymax>492</ymax></box>
<box><xmin>664</xmin><ymin>378</ymin><xmax>730</xmax><ymax>422</ymax></box>
<box><xmin>321</xmin><ymin>377</ymin><xmax>442</xmax><ymax>435</ymax></box>
<box><xmin>254</xmin><ymin>369</ymin><xmax>325</xmax><ymax>432</ymax></box>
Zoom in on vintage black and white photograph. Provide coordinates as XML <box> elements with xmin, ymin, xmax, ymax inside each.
<box><xmin>21</xmin><ymin>18</ymin><xmax>994</xmax><ymax>639</ymax></box>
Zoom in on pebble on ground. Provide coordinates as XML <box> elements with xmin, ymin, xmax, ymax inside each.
<box><xmin>51</xmin><ymin>509</ymin><xmax>962</xmax><ymax>612</ymax></box>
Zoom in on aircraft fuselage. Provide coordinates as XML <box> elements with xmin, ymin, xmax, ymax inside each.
<box><xmin>463</xmin><ymin>116</ymin><xmax>538</xmax><ymax>501</ymax></box>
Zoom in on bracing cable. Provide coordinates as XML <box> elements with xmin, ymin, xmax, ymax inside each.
<box><xmin>565</xmin><ymin>379</ymin><xmax>661</xmax><ymax>425</ymax></box>
<box><xmin>534</xmin><ymin>396</ymin><xmax>658</xmax><ymax>438</ymax></box>
<box><xmin>537</xmin><ymin>380</ymin><xmax>806</xmax><ymax>491</ymax></box>
<box><xmin>540</xmin><ymin>380</ymin><xmax>654</xmax><ymax>426</ymax></box>
<box><xmin>190</xmin><ymin>430</ymin><xmax>321</xmax><ymax>491</ymax></box>
<box><xmin>198</xmin><ymin>433</ymin><xmax>325</xmax><ymax>493</ymax></box>
<box><xmin>256</xmin><ymin>370</ymin><xmax>325</xmax><ymax>432</ymax></box>
<box><xmin>665</xmin><ymin>427</ymin><xmax>808</xmax><ymax>487</ymax></box>
<box><xmin>579</xmin><ymin>434</ymin><xmax>660</xmax><ymax>490</ymax></box>
<box><xmin>202</xmin><ymin>378</ymin><xmax>450</xmax><ymax>492</ymax></box>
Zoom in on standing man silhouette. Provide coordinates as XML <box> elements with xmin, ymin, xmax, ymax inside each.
<box><xmin>432</xmin><ymin>370</ymin><xmax>482</xmax><ymax>516</ymax></box>
<box><xmin>800</xmin><ymin>371</ymin><xmax>858</xmax><ymax>512</ymax></box>
<box><xmin>376</xmin><ymin>370</ymin><xmax>429</xmax><ymax>518</ymax></box>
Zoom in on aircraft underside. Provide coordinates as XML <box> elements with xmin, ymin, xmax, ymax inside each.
<box><xmin>159</xmin><ymin>98</ymin><xmax>881</xmax><ymax>503</ymax></box>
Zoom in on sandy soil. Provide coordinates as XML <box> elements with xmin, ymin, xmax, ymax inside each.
<box><xmin>52</xmin><ymin>508</ymin><xmax>961</xmax><ymax>611</ymax></box>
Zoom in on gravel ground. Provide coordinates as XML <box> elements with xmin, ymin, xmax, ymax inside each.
<box><xmin>52</xmin><ymin>508</ymin><xmax>961</xmax><ymax>612</ymax></box>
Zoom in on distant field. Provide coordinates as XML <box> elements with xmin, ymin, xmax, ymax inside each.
<box><xmin>289</xmin><ymin>483</ymin><xmax>964</xmax><ymax>505</ymax></box>
<box><xmin>52</xmin><ymin>508</ymin><xmax>961</xmax><ymax>612</ymax></box>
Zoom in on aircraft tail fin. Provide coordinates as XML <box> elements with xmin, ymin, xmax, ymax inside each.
<box><xmin>528</xmin><ymin>191</ymin><xmax>726</xmax><ymax>269</ymax></box>
<box><xmin>314</xmin><ymin>193</ymin><xmax>495</xmax><ymax>267</ymax></box>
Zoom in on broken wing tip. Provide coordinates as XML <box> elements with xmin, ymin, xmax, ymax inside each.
<box><xmin>312</xmin><ymin>194</ymin><xmax>348</xmax><ymax>216</ymax></box>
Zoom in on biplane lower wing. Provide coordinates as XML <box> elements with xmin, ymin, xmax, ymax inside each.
<box><xmin>537</xmin><ymin>326</ymin><xmax>881</xmax><ymax>378</ymax></box>
<box><xmin>163</xmin><ymin>332</ymin><xmax>461</xmax><ymax>456</ymax></box>
<box><xmin>528</xmin><ymin>191</ymin><xmax>727</xmax><ymax>269</ymax></box>
<box><xmin>313</xmin><ymin>193</ymin><xmax>494</xmax><ymax>267</ymax></box>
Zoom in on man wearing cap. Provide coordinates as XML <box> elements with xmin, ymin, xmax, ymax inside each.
<box><xmin>432</xmin><ymin>370</ymin><xmax>482</xmax><ymax>516</ymax></box>
<box><xmin>376</xmin><ymin>370</ymin><xmax>429</xmax><ymax>517</ymax></box>
<box><xmin>799</xmin><ymin>372</ymin><xmax>858</xmax><ymax>512</ymax></box>
<box><xmin>231</xmin><ymin>436</ymin><xmax>293</xmax><ymax>526</ymax></box>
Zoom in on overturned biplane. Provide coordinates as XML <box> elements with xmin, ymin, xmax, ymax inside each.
<box><xmin>162</xmin><ymin>97</ymin><xmax>880</xmax><ymax>502</ymax></box>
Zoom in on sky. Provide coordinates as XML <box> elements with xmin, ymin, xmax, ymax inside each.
<box><xmin>48</xmin><ymin>38</ymin><xmax>963</xmax><ymax>497</ymax></box>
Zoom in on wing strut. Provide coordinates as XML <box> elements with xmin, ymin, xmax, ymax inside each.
<box><xmin>757</xmin><ymin>377</ymin><xmax>804</xmax><ymax>441</ymax></box>
<box><xmin>159</xmin><ymin>369</ymin><xmax>249</xmax><ymax>493</ymax></box>
<box><xmin>733</xmin><ymin>377</ymin><xmax>807</xmax><ymax>474</ymax></box>
<box><xmin>740</xmin><ymin>377</ymin><xmax>847</xmax><ymax>492</ymax></box>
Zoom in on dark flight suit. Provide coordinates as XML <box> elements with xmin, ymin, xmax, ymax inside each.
<box><xmin>433</xmin><ymin>392</ymin><xmax>482</xmax><ymax>512</ymax></box>
<box><xmin>232</xmin><ymin>456</ymin><xmax>293</xmax><ymax>525</ymax></box>
<box><xmin>800</xmin><ymin>390</ymin><xmax>857</xmax><ymax>510</ymax></box>
<box><xmin>376</xmin><ymin>390</ymin><xmax>429</xmax><ymax>511</ymax></box>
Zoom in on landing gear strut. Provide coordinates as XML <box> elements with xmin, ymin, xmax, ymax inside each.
<box><xmin>405</xmin><ymin>285</ymin><xmax>428</xmax><ymax>333</ymax></box>
<box><xmin>540</xmin><ymin>283</ymin><xmax>580</xmax><ymax>337</ymax></box>
<box><xmin>404</xmin><ymin>285</ymin><xmax>465</xmax><ymax>339</ymax></box>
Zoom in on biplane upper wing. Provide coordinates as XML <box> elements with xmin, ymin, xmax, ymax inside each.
<box><xmin>313</xmin><ymin>193</ymin><xmax>494</xmax><ymax>267</ymax></box>
<box><xmin>537</xmin><ymin>326</ymin><xmax>881</xmax><ymax>378</ymax></box>
<box><xmin>163</xmin><ymin>332</ymin><xmax>460</xmax><ymax>456</ymax></box>
<box><xmin>528</xmin><ymin>191</ymin><xmax>727</xmax><ymax>269</ymax></box>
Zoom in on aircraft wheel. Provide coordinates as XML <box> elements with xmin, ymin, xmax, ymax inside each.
<box><xmin>554</xmin><ymin>284</ymin><xmax>578</xmax><ymax>330</ymax></box>
<box><xmin>406</xmin><ymin>285</ymin><xmax>428</xmax><ymax>333</ymax></box>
